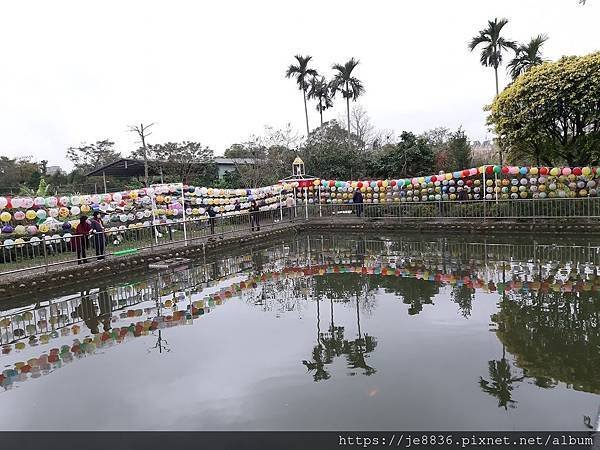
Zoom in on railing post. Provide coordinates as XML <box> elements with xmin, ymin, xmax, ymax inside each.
<box><xmin>42</xmin><ymin>234</ymin><xmax>48</xmax><ymax>273</ymax></box>
<box><xmin>304</xmin><ymin>187</ymin><xmax>308</xmax><ymax>220</ymax></box>
<box><xmin>483</xmin><ymin>198</ymin><xmax>487</xmax><ymax>221</ymax></box>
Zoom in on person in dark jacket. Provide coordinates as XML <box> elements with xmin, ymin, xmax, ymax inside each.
<box><xmin>352</xmin><ymin>190</ymin><xmax>364</xmax><ymax>217</ymax></box>
<box><xmin>73</xmin><ymin>216</ymin><xmax>92</xmax><ymax>264</ymax></box>
<box><xmin>207</xmin><ymin>205</ymin><xmax>217</xmax><ymax>234</ymax></box>
<box><xmin>234</xmin><ymin>200</ymin><xmax>241</xmax><ymax>212</ymax></box>
<box><xmin>250</xmin><ymin>200</ymin><xmax>260</xmax><ymax>231</ymax></box>
<box><xmin>90</xmin><ymin>211</ymin><xmax>106</xmax><ymax>260</ymax></box>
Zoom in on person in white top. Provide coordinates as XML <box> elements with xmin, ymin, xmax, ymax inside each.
<box><xmin>285</xmin><ymin>194</ymin><xmax>296</xmax><ymax>221</ymax></box>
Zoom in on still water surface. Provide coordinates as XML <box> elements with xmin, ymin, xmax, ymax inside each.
<box><xmin>1</xmin><ymin>233</ymin><xmax>599</xmax><ymax>430</ymax></box>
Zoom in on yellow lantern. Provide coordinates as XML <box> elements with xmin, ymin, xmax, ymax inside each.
<box><xmin>582</xmin><ymin>167</ymin><xmax>592</xmax><ymax>176</ymax></box>
<box><xmin>0</xmin><ymin>211</ymin><xmax>11</xmax><ymax>222</ymax></box>
<box><xmin>529</xmin><ymin>167</ymin><xmax>539</xmax><ymax>175</ymax></box>
<box><xmin>25</xmin><ymin>210</ymin><xmax>37</xmax><ymax>220</ymax></box>
<box><xmin>39</xmin><ymin>223</ymin><xmax>50</xmax><ymax>233</ymax></box>
<box><xmin>445</xmin><ymin>173</ymin><xmax>452</xmax><ymax>181</ymax></box>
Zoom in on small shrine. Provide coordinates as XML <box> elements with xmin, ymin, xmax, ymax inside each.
<box><xmin>280</xmin><ymin>156</ymin><xmax>317</xmax><ymax>189</ymax></box>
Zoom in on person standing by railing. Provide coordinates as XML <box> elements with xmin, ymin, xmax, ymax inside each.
<box><xmin>250</xmin><ymin>200</ymin><xmax>260</xmax><ymax>231</ymax></box>
<box><xmin>353</xmin><ymin>189</ymin><xmax>364</xmax><ymax>217</ymax></box>
<box><xmin>286</xmin><ymin>193</ymin><xmax>295</xmax><ymax>222</ymax></box>
<box><xmin>207</xmin><ymin>205</ymin><xmax>217</xmax><ymax>234</ymax></box>
<box><xmin>90</xmin><ymin>211</ymin><xmax>106</xmax><ymax>260</ymax></box>
<box><xmin>73</xmin><ymin>215</ymin><xmax>92</xmax><ymax>264</ymax></box>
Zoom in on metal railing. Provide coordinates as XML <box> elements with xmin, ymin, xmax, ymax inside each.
<box><xmin>2</xmin><ymin>197</ymin><xmax>600</xmax><ymax>278</ymax></box>
<box><xmin>0</xmin><ymin>207</ymin><xmax>302</xmax><ymax>277</ymax></box>
<box><xmin>308</xmin><ymin>196</ymin><xmax>600</xmax><ymax>221</ymax></box>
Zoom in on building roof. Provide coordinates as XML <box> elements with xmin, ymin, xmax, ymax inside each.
<box><xmin>86</xmin><ymin>157</ymin><xmax>256</xmax><ymax>177</ymax></box>
<box><xmin>214</xmin><ymin>158</ymin><xmax>256</xmax><ymax>165</ymax></box>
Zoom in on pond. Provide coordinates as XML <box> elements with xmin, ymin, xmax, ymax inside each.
<box><xmin>1</xmin><ymin>232</ymin><xmax>599</xmax><ymax>431</ymax></box>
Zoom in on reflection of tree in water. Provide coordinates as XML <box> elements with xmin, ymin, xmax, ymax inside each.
<box><xmin>492</xmin><ymin>290</ymin><xmax>600</xmax><ymax>394</ymax></box>
<box><xmin>451</xmin><ymin>284</ymin><xmax>474</xmax><ymax>318</ymax></box>
<box><xmin>303</xmin><ymin>277</ymin><xmax>378</xmax><ymax>381</ymax></box>
<box><xmin>479</xmin><ymin>358</ymin><xmax>524</xmax><ymax>410</ymax></box>
<box><xmin>378</xmin><ymin>275</ymin><xmax>440</xmax><ymax>316</ymax></box>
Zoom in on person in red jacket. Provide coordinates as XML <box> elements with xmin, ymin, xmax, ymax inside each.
<box><xmin>73</xmin><ymin>215</ymin><xmax>92</xmax><ymax>264</ymax></box>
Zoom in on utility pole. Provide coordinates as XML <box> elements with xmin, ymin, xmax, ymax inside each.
<box><xmin>129</xmin><ymin>123</ymin><xmax>155</xmax><ymax>187</ymax></box>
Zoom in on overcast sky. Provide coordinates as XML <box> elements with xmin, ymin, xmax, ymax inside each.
<box><xmin>1</xmin><ymin>0</ymin><xmax>598</xmax><ymax>169</ymax></box>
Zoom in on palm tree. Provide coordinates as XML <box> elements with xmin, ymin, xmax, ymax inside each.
<box><xmin>285</xmin><ymin>55</ymin><xmax>318</xmax><ymax>136</ymax></box>
<box><xmin>307</xmin><ymin>76</ymin><xmax>333</xmax><ymax>127</ymax></box>
<box><xmin>469</xmin><ymin>18</ymin><xmax>517</xmax><ymax>96</ymax></box>
<box><xmin>330</xmin><ymin>58</ymin><xmax>365</xmax><ymax>149</ymax></box>
<box><xmin>507</xmin><ymin>34</ymin><xmax>549</xmax><ymax>80</ymax></box>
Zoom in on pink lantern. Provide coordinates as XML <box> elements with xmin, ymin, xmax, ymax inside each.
<box><xmin>562</xmin><ymin>167</ymin><xmax>572</xmax><ymax>176</ymax></box>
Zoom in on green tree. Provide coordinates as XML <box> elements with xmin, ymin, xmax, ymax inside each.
<box><xmin>301</xmin><ymin>120</ymin><xmax>364</xmax><ymax>179</ymax></box>
<box><xmin>469</xmin><ymin>18</ymin><xmax>517</xmax><ymax>96</ymax></box>
<box><xmin>507</xmin><ymin>34</ymin><xmax>548</xmax><ymax>81</ymax></box>
<box><xmin>19</xmin><ymin>176</ymin><xmax>52</xmax><ymax>196</ymax></box>
<box><xmin>307</xmin><ymin>76</ymin><xmax>333</xmax><ymax>127</ymax></box>
<box><xmin>286</xmin><ymin>55</ymin><xmax>318</xmax><ymax>136</ymax></box>
<box><xmin>372</xmin><ymin>132</ymin><xmax>435</xmax><ymax>179</ymax></box>
<box><xmin>66</xmin><ymin>139</ymin><xmax>121</xmax><ymax>173</ymax></box>
<box><xmin>447</xmin><ymin>127</ymin><xmax>472</xmax><ymax>170</ymax></box>
<box><xmin>131</xmin><ymin>141</ymin><xmax>216</xmax><ymax>184</ymax></box>
<box><xmin>27</xmin><ymin>170</ymin><xmax>41</xmax><ymax>189</ymax></box>
<box><xmin>488</xmin><ymin>52</ymin><xmax>600</xmax><ymax>166</ymax></box>
<box><xmin>330</xmin><ymin>58</ymin><xmax>365</xmax><ymax>150</ymax></box>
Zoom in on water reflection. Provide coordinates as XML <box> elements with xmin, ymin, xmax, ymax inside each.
<box><xmin>0</xmin><ymin>234</ymin><xmax>599</xmax><ymax>429</ymax></box>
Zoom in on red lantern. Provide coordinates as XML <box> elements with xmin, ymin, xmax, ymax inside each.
<box><xmin>357</xmin><ymin>182</ymin><xmax>363</xmax><ymax>189</ymax></box>
<box><xmin>501</xmin><ymin>167</ymin><xmax>509</xmax><ymax>174</ymax></box>
<box><xmin>466</xmin><ymin>180</ymin><xmax>473</xmax><ymax>187</ymax></box>
<box><xmin>461</xmin><ymin>169</ymin><xmax>470</xmax><ymax>177</ymax></box>
<box><xmin>485</xmin><ymin>166</ymin><xmax>494</xmax><ymax>175</ymax></box>
<box><xmin>540</xmin><ymin>167</ymin><xmax>549</xmax><ymax>175</ymax></box>
<box><xmin>376</xmin><ymin>180</ymin><xmax>383</xmax><ymax>187</ymax></box>
<box><xmin>430</xmin><ymin>176</ymin><xmax>437</xmax><ymax>183</ymax></box>
<box><xmin>390</xmin><ymin>180</ymin><xmax>397</xmax><ymax>186</ymax></box>
<box><xmin>328</xmin><ymin>180</ymin><xmax>335</xmax><ymax>187</ymax></box>
<box><xmin>573</xmin><ymin>167</ymin><xmax>582</xmax><ymax>176</ymax></box>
